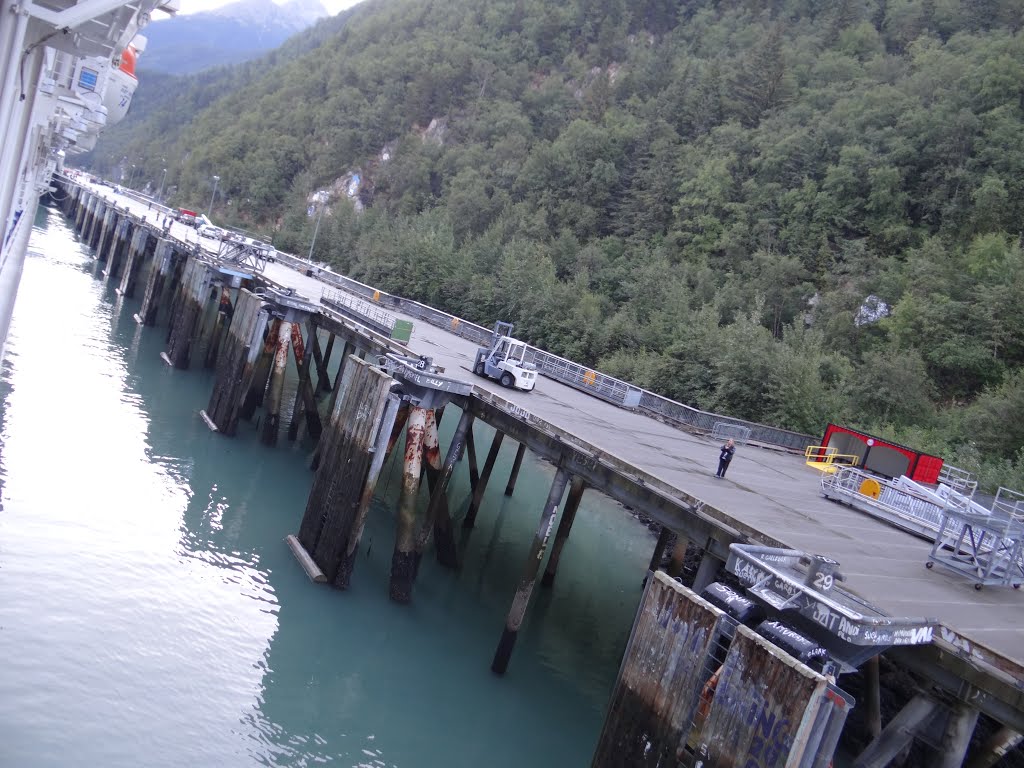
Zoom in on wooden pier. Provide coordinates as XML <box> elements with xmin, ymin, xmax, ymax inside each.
<box><xmin>54</xmin><ymin>176</ymin><xmax>1024</xmax><ymax>768</ymax></box>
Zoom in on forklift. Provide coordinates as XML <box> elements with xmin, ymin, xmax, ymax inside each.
<box><xmin>472</xmin><ymin>322</ymin><xmax>538</xmax><ymax>391</ymax></box>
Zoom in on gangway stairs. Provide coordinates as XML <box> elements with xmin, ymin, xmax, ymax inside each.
<box><xmin>821</xmin><ymin>467</ymin><xmax>1024</xmax><ymax>589</ymax></box>
<box><xmin>926</xmin><ymin>487</ymin><xmax>1024</xmax><ymax>590</ymax></box>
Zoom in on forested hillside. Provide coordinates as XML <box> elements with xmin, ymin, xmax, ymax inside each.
<box><xmin>87</xmin><ymin>0</ymin><xmax>1024</xmax><ymax>490</ymax></box>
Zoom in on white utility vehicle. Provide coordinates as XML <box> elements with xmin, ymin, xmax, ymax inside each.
<box><xmin>472</xmin><ymin>322</ymin><xmax>537</xmax><ymax>391</ymax></box>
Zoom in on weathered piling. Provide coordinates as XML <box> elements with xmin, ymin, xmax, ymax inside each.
<box><xmin>540</xmin><ymin>475</ymin><xmax>585</xmax><ymax>588</ymax></box>
<box><xmin>136</xmin><ymin>239</ymin><xmax>177</xmax><ymax>326</ymax></box>
<box><xmin>492</xmin><ymin>464</ymin><xmax>570</xmax><ymax>675</ymax></box>
<box><xmin>165</xmin><ymin>257</ymin><xmax>212</xmax><ymax>369</ymax></box>
<box><xmin>117</xmin><ymin>228</ymin><xmax>151</xmax><ymax>298</ymax></box>
<box><xmin>239</xmin><ymin>317</ymin><xmax>279</xmax><ymax>421</ymax></box>
<box><xmin>190</xmin><ymin>280</ymin><xmax>227</xmax><ymax>370</ymax></box>
<box><xmin>416</xmin><ymin>409</ymin><xmax>459</xmax><ymax>568</ymax></box>
<box><xmin>504</xmin><ymin>442</ymin><xmax>527</xmax><ymax>496</ymax></box>
<box><xmin>74</xmin><ymin>193</ymin><xmax>88</xmax><ymax>230</ymax></box>
<box><xmin>286</xmin><ymin>323</ymin><xmax>323</xmax><ymax>442</ymax></box>
<box><xmin>205</xmin><ymin>289</ymin><xmax>269</xmax><ymax>435</ymax></box>
<box><xmin>465</xmin><ymin>422</ymin><xmax>480</xmax><ymax>492</ymax></box>
<box><xmin>296</xmin><ymin>356</ymin><xmax>397</xmax><ymax>587</ymax></box>
<box><xmin>95</xmin><ymin>208</ymin><xmax>116</xmax><ymax>261</ymax></box>
<box><xmin>309</xmin><ymin>324</ymin><xmax>335</xmax><ymax>393</ymax></box>
<box><xmin>260</xmin><ymin>319</ymin><xmax>292</xmax><ymax>446</ymax></box>
<box><xmin>390</xmin><ymin>405</ymin><xmax>428</xmax><ymax>604</ymax></box>
<box><xmin>463</xmin><ymin>430</ymin><xmax>504</xmax><ymax>529</ymax></box>
<box><xmin>646</xmin><ymin>527</ymin><xmax>674</xmax><ymax>584</ymax></box>
<box><xmin>103</xmin><ymin>214</ymin><xmax>128</xmax><ymax>266</ymax></box>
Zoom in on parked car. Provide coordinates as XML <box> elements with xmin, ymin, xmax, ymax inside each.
<box><xmin>198</xmin><ymin>223</ymin><xmax>227</xmax><ymax>241</ymax></box>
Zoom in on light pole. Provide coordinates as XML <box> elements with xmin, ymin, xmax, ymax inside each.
<box><xmin>208</xmin><ymin>174</ymin><xmax>220</xmax><ymax>216</ymax></box>
<box><xmin>128</xmin><ymin>163</ymin><xmax>137</xmax><ymax>188</ymax></box>
<box><xmin>307</xmin><ymin>190</ymin><xmax>327</xmax><ymax>262</ymax></box>
<box><xmin>157</xmin><ymin>167</ymin><xmax>167</xmax><ymax>202</ymax></box>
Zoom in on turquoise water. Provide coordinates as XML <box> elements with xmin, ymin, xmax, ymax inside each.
<box><xmin>0</xmin><ymin>205</ymin><xmax>656</xmax><ymax>767</ymax></box>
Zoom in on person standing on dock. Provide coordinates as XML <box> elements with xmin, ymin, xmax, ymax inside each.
<box><xmin>715</xmin><ymin>439</ymin><xmax>735</xmax><ymax>478</ymax></box>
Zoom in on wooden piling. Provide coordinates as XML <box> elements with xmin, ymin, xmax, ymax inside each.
<box><xmin>667</xmin><ymin>535</ymin><xmax>691</xmax><ymax>577</ymax></box>
<box><xmin>297</xmin><ymin>356</ymin><xmax>396</xmax><ymax>586</ymax></box>
<box><xmin>286</xmin><ymin>322</ymin><xmax>322</xmax><ymax>442</ymax></box>
<box><xmin>491</xmin><ymin>465</ymin><xmax>570</xmax><ymax>675</ymax></box>
<box><xmin>202</xmin><ymin>287</ymin><xmax>233</xmax><ymax>369</ymax></box>
<box><xmin>137</xmin><ymin>239</ymin><xmax>175</xmax><ymax>326</ymax></box>
<box><xmin>335</xmin><ymin>393</ymin><xmax>402</xmax><ymax>589</ymax></box>
<box><xmin>165</xmin><ymin>257</ymin><xmax>213</xmax><ymax>369</ymax></box>
<box><xmin>240</xmin><ymin>317</ymin><xmax>278</xmax><ymax>420</ymax></box>
<box><xmin>540</xmin><ymin>475</ymin><xmax>585</xmax><ymax>588</ymax></box>
<box><xmin>260</xmin><ymin>319</ymin><xmax>292</xmax><ymax>446</ymax></box>
<box><xmin>504</xmin><ymin>442</ymin><xmax>527</xmax><ymax>496</ymax></box>
<box><xmin>206</xmin><ymin>289</ymin><xmax>268</xmax><ymax>435</ymax></box>
<box><xmin>390</xmin><ymin>406</ymin><xmax>428</xmax><ymax>604</ymax></box>
<box><xmin>937</xmin><ymin>702</ymin><xmax>980</xmax><ymax>768</ymax></box>
<box><xmin>117</xmin><ymin>229</ymin><xmax>151</xmax><ymax>298</ymax></box>
<box><xmin>463</xmin><ymin>430</ymin><xmax>504</xmax><ymax>529</ymax></box>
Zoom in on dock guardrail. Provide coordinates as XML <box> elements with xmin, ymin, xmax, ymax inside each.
<box><xmin>267</xmin><ymin>251</ymin><xmax>818</xmax><ymax>451</ymax></box>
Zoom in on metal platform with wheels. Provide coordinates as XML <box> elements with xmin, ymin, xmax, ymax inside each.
<box><xmin>926</xmin><ymin>486</ymin><xmax>1024</xmax><ymax>590</ymax></box>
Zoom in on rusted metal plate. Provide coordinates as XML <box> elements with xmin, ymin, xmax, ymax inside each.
<box><xmin>592</xmin><ymin>572</ymin><xmax>724</xmax><ymax>767</ymax></box>
<box><xmin>694</xmin><ymin>625</ymin><xmax>827</xmax><ymax>768</ymax></box>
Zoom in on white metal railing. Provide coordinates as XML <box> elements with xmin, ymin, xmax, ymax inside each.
<box><xmin>270</xmin><ymin>252</ymin><xmax>818</xmax><ymax>449</ymax></box>
<box><xmin>320</xmin><ymin>287</ymin><xmax>396</xmax><ymax>335</ymax></box>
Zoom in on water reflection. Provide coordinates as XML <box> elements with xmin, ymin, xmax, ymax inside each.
<box><xmin>0</xmin><ymin>204</ymin><xmax>656</xmax><ymax>767</ymax></box>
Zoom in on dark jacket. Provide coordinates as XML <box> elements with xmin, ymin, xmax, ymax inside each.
<box><xmin>719</xmin><ymin>444</ymin><xmax>735</xmax><ymax>463</ymax></box>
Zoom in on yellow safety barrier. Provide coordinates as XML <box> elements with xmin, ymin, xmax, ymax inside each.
<box><xmin>583</xmin><ymin>370</ymin><xmax>597</xmax><ymax>386</ymax></box>
<box><xmin>804</xmin><ymin>445</ymin><xmax>861</xmax><ymax>474</ymax></box>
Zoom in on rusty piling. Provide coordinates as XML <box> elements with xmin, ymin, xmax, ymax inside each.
<box><xmin>260</xmin><ymin>318</ymin><xmax>292</xmax><ymax>446</ymax></box>
<box><xmin>390</xmin><ymin>405</ymin><xmax>427</xmax><ymax>604</ymax></box>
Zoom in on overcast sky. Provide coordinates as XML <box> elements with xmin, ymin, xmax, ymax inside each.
<box><xmin>175</xmin><ymin>0</ymin><xmax>364</xmax><ymax>16</ymax></box>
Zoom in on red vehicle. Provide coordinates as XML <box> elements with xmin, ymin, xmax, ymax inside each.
<box><xmin>176</xmin><ymin>208</ymin><xmax>198</xmax><ymax>227</ymax></box>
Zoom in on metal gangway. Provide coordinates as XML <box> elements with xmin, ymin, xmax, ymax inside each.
<box><xmin>820</xmin><ymin>466</ymin><xmax>986</xmax><ymax>540</ymax></box>
<box><xmin>926</xmin><ymin>487</ymin><xmax>1024</xmax><ymax>590</ymax></box>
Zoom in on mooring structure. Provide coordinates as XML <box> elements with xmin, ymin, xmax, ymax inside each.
<box><xmin>53</xmin><ymin>175</ymin><xmax>1024</xmax><ymax>768</ymax></box>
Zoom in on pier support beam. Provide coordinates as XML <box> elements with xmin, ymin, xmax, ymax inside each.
<box><xmin>422</xmin><ymin>408</ymin><xmax>472</xmax><ymax>569</ymax></box>
<box><xmin>937</xmin><ymin>701</ymin><xmax>980</xmax><ymax>768</ymax></box>
<box><xmin>492</xmin><ymin>465</ymin><xmax>570</xmax><ymax>675</ymax></box>
<box><xmin>667</xmin><ymin>535</ymin><xmax>690</xmax><ymax>577</ymax></box>
<box><xmin>165</xmin><ymin>258</ymin><xmax>213</xmax><ymax>369</ymax></box>
<box><xmin>296</xmin><ymin>357</ymin><xmax>397</xmax><ymax>587</ymax></box>
<box><xmin>137</xmin><ymin>240</ymin><xmax>176</xmax><ymax>326</ymax></box>
<box><xmin>206</xmin><ymin>290</ymin><xmax>268</xmax><ymax>435</ymax></box>
<box><xmin>465</xmin><ymin>422</ymin><xmax>480</xmax><ymax>492</ymax></box>
<box><xmin>965</xmin><ymin>726</ymin><xmax>1023</xmax><ymax>768</ymax></box>
<box><xmin>646</xmin><ymin>527</ymin><xmax>674</xmax><ymax>585</ymax></box>
<box><xmin>240</xmin><ymin>318</ymin><xmax>278</xmax><ymax>421</ymax></box>
<box><xmin>504</xmin><ymin>442</ymin><xmax>527</xmax><ymax>496</ymax></box>
<box><xmin>463</xmin><ymin>430</ymin><xmax>504</xmax><ymax>529</ymax></box>
<box><xmin>541</xmin><ymin>475</ymin><xmax>585</xmax><ymax>588</ymax></box>
<box><xmin>117</xmin><ymin>229</ymin><xmax>150</xmax><ymax>298</ymax></box>
<box><xmin>287</xmin><ymin>322</ymin><xmax>322</xmax><ymax>442</ymax></box>
<box><xmin>390</xmin><ymin>406</ymin><xmax>427</xmax><ymax>604</ymax></box>
<box><xmin>852</xmin><ymin>695</ymin><xmax>939</xmax><ymax>768</ymax></box>
<box><xmin>691</xmin><ymin>548</ymin><xmax>722</xmax><ymax>593</ymax></box>
<box><xmin>260</xmin><ymin>319</ymin><xmax>292</xmax><ymax>446</ymax></box>
<box><xmin>865</xmin><ymin>655</ymin><xmax>882</xmax><ymax>739</ymax></box>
